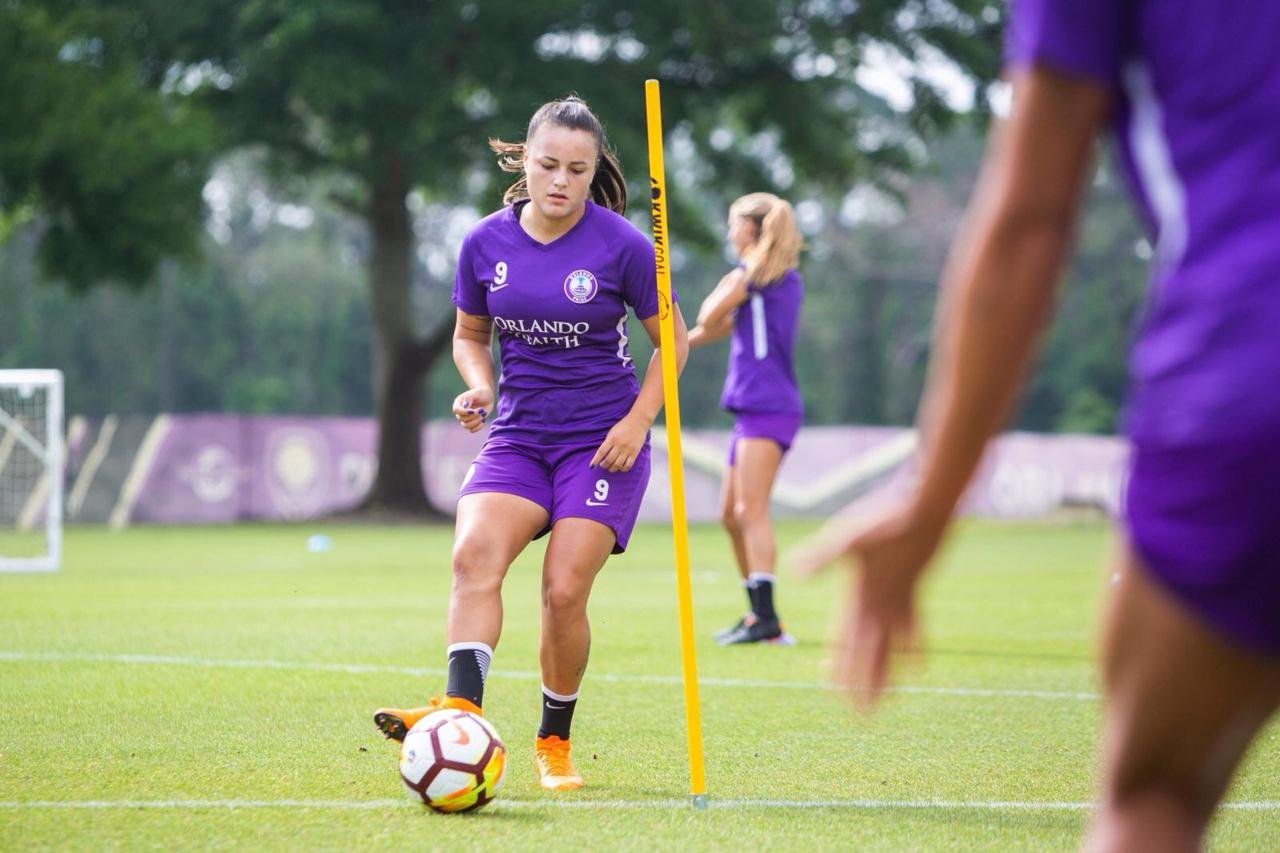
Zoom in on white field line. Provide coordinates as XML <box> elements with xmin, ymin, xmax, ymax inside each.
<box><xmin>0</xmin><ymin>798</ymin><xmax>1277</xmax><ymax>812</ymax></box>
<box><xmin>0</xmin><ymin>650</ymin><xmax>1099</xmax><ymax>701</ymax></box>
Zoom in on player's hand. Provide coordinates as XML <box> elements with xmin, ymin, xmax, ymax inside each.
<box><xmin>591</xmin><ymin>413</ymin><xmax>648</xmax><ymax>473</ymax></box>
<box><xmin>791</xmin><ymin>502</ymin><xmax>949</xmax><ymax>709</ymax></box>
<box><xmin>451</xmin><ymin>387</ymin><xmax>493</xmax><ymax>433</ymax></box>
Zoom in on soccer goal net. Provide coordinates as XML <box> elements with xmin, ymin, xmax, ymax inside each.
<box><xmin>0</xmin><ymin>370</ymin><xmax>63</xmax><ymax>571</ymax></box>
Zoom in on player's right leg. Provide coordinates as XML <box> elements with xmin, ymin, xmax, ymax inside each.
<box><xmin>374</xmin><ymin>488</ymin><xmax>549</xmax><ymax>741</ymax></box>
<box><xmin>1086</xmin><ymin>545</ymin><xmax>1280</xmax><ymax>851</ymax></box>
<box><xmin>534</xmin><ymin>516</ymin><xmax>617</xmax><ymax>790</ymax></box>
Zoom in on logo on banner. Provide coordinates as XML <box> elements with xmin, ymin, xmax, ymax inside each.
<box><xmin>264</xmin><ymin>428</ymin><xmax>330</xmax><ymax>519</ymax></box>
<box><xmin>563</xmin><ymin>269</ymin><xmax>598</xmax><ymax>304</ymax></box>
<box><xmin>182</xmin><ymin>445</ymin><xmax>240</xmax><ymax>504</ymax></box>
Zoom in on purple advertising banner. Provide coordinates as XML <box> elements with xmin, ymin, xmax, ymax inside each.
<box><xmin>128</xmin><ymin>415</ymin><xmax>378</xmax><ymax>523</ymax></box>
<box><xmin>71</xmin><ymin>416</ymin><xmax>1128</xmax><ymax>525</ymax></box>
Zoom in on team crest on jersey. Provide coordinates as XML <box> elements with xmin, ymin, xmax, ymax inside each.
<box><xmin>563</xmin><ymin>269</ymin><xmax>599</xmax><ymax>304</ymax></box>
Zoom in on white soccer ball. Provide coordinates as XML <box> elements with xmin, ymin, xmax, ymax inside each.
<box><xmin>399</xmin><ymin>709</ymin><xmax>506</xmax><ymax>813</ymax></box>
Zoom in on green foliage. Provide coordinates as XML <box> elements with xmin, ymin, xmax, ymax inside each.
<box><xmin>0</xmin><ymin>126</ymin><xmax>1150</xmax><ymax>433</ymax></box>
<box><xmin>17</xmin><ymin>0</ymin><xmax>1161</xmax><ymax>443</ymax></box>
<box><xmin>0</xmin><ymin>2</ymin><xmax>214</xmax><ymax>288</ymax></box>
<box><xmin>0</xmin><ymin>154</ymin><xmax>372</xmax><ymax>416</ymax></box>
<box><xmin>1056</xmin><ymin>387</ymin><xmax>1117</xmax><ymax>435</ymax></box>
<box><xmin>764</xmin><ymin>131</ymin><xmax>1146</xmax><ymax>433</ymax></box>
<box><xmin>8</xmin><ymin>0</ymin><xmax>1003</xmax><ymax>281</ymax></box>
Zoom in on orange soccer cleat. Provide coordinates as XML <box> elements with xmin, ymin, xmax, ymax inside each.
<box><xmin>534</xmin><ymin>735</ymin><xmax>584</xmax><ymax>791</ymax></box>
<box><xmin>373</xmin><ymin>696</ymin><xmax>483</xmax><ymax>742</ymax></box>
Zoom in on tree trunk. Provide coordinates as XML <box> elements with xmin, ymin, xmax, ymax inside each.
<box><xmin>360</xmin><ymin>152</ymin><xmax>436</xmax><ymax>515</ymax></box>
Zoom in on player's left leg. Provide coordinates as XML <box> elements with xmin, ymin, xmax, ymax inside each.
<box><xmin>718</xmin><ymin>436</ymin><xmax>789</xmax><ymax>645</ymax></box>
<box><xmin>531</xmin><ymin>441</ymin><xmax>650</xmax><ymax>790</ymax></box>
<box><xmin>713</xmin><ymin>454</ymin><xmax>754</xmax><ymax>641</ymax></box>
<box><xmin>534</xmin><ymin>517</ymin><xmax>616</xmax><ymax>791</ymax></box>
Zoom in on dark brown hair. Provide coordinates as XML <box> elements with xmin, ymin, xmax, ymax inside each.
<box><xmin>489</xmin><ymin>96</ymin><xmax>627</xmax><ymax>214</ymax></box>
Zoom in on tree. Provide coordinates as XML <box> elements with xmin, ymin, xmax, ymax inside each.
<box><xmin>4</xmin><ymin>0</ymin><xmax>1004</xmax><ymax>513</ymax></box>
<box><xmin>0</xmin><ymin>153</ymin><xmax>375</xmax><ymax>418</ymax></box>
<box><xmin>0</xmin><ymin>2</ymin><xmax>213</xmax><ymax>285</ymax></box>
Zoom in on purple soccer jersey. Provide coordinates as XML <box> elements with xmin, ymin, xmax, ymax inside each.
<box><xmin>453</xmin><ymin>200</ymin><xmax>669</xmax><ymax>445</ymax></box>
<box><xmin>1007</xmin><ymin>0</ymin><xmax>1280</xmax><ymax>651</ymax></box>
<box><xmin>1007</xmin><ymin>0</ymin><xmax>1280</xmax><ymax>447</ymax></box>
<box><xmin>720</xmin><ymin>269</ymin><xmax>804</xmax><ymax>417</ymax></box>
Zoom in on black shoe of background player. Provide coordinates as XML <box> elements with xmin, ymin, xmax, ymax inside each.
<box><xmin>712</xmin><ymin>613</ymin><xmax>750</xmax><ymax>642</ymax></box>
<box><xmin>717</xmin><ymin>614</ymin><xmax>785</xmax><ymax>645</ymax></box>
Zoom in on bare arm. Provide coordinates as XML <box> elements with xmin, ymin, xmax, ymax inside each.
<box><xmin>687</xmin><ymin>314</ymin><xmax>734</xmax><ymax>348</ymax></box>
<box><xmin>794</xmin><ymin>66</ymin><xmax>1111</xmax><ymax>704</ymax></box>
<box><xmin>451</xmin><ymin>308</ymin><xmax>495</xmax><ymax>432</ymax></box>
<box><xmin>689</xmin><ymin>269</ymin><xmax>748</xmax><ymax>349</ymax></box>
<box><xmin>910</xmin><ymin>68</ymin><xmax>1110</xmax><ymax>523</ymax></box>
<box><xmin>632</xmin><ymin>304</ymin><xmax>691</xmax><ymax>422</ymax></box>
<box><xmin>590</xmin><ymin>304</ymin><xmax>690</xmax><ymax>471</ymax></box>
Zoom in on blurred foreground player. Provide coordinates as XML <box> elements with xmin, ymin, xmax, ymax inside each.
<box><xmin>796</xmin><ymin>1</ymin><xmax>1280</xmax><ymax>848</ymax></box>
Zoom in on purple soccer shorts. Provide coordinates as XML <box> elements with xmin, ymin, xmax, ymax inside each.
<box><xmin>726</xmin><ymin>412</ymin><xmax>803</xmax><ymax>466</ymax></box>
<box><xmin>458</xmin><ymin>437</ymin><xmax>651</xmax><ymax>554</ymax></box>
<box><xmin>1125</xmin><ymin>432</ymin><xmax>1280</xmax><ymax>655</ymax></box>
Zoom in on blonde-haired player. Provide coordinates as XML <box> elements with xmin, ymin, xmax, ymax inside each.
<box><xmin>689</xmin><ymin>193</ymin><xmax>804</xmax><ymax>645</ymax></box>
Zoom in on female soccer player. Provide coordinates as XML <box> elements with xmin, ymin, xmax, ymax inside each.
<box><xmin>374</xmin><ymin>96</ymin><xmax>688</xmax><ymax>792</ymax></box>
<box><xmin>688</xmin><ymin>193</ymin><xmax>804</xmax><ymax>645</ymax></box>
<box><xmin>797</xmin><ymin>1</ymin><xmax>1280</xmax><ymax>847</ymax></box>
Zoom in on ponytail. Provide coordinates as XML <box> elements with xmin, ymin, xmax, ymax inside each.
<box><xmin>732</xmin><ymin>193</ymin><xmax>803</xmax><ymax>286</ymax></box>
<box><xmin>590</xmin><ymin>148</ymin><xmax>627</xmax><ymax>215</ymax></box>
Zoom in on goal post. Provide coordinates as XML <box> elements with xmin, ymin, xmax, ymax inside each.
<box><xmin>0</xmin><ymin>369</ymin><xmax>64</xmax><ymax>572</ymax></box>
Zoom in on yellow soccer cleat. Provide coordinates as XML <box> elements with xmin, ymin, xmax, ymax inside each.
<box><xmin>535</xmin><ymin>735</ymin><xmax>584</xmax><ymax>791</ymax></box>
<box><xmin>373</xmin><ymin>695</ymin><xmax>482</xmax><ymax>742</ymax></box>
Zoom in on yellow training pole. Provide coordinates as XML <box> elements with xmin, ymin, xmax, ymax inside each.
<box><xmin>644</xmin><ymin>78</ymin><xmax>707</xmax><ymax>810</ymax></box>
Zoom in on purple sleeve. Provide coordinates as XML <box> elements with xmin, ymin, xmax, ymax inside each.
<box><xmin>619</xmin><ymin>229</ymin><xmax>677</xmax><ymax>320</ymax></box>
<box><xmin>451</xmin><ymin>232</ymin><xmax>488</xmax><ymax>316</ymax></box>
<box><xmin>1004</xmin><ymin>0</ymin><xmax>1125</xmax><ymax>84</ymax></box>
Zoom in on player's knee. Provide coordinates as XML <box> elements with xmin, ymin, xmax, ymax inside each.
<box><xmin>720</xmin><ymin>502</ymin><xmax>739</xmax><ymax>531</ymax></box>
<box><xmin>450</xmin><ymin>540</ymin><xmax>504</xmax><ymax>595</ymax></box>
<box><xmin>733</xmin><ymin>500</ymin><xmax>768</xmax><ymax>529</ymax></box>
<box><xmin>542</xmin><ymin>579</ymin><xmax>588</xmax><ymax>617</ymax></box>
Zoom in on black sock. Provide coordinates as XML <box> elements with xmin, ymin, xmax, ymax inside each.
<box><xmin>748</xmin><ymin>574</ymin><xmax>777</xmax><ymax>621</ymax></box>
<box><xmin>537</xmin><ymin>687</ymin><xmax>578</xmax><ymax>740</ymax></box>
<box><xmin>445</xmin><ymin>642</ymin><xmax>492</xmax><ymax>707</ymax></box>
<box><xmin>742</xmin><ymin>581</ymin><xmax>755</xmax><ymax>614</ymax></box>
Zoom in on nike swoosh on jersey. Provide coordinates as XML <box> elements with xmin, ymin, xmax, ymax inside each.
<box><xmin>489</xmin><ymin>282</ymin><xmax>510</xmax><ymax>292</ymax></box>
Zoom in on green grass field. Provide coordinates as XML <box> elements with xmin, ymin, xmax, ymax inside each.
<box><xmin>2</xmin><ymin>520</ymin><xmax>1277</xmax><ymax>850</ymax></box>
